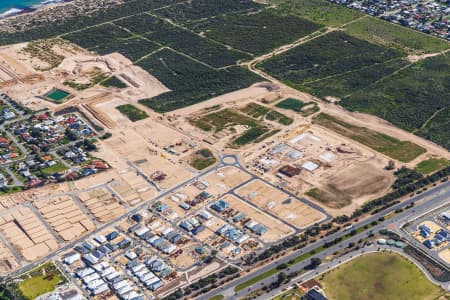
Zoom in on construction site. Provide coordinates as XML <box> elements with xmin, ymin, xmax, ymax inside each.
<box><xmin>0</xmin><ymin>15</ymin><xmax>446</xmax><ymax>299</ymax></box>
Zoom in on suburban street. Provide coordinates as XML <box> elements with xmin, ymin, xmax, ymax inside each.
<box><xmin>200</xmin><ymin>180</ymin><xmax>450</xmax><ymax>300</ymax></box>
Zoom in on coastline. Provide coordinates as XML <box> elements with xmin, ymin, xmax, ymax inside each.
<box><xmin>0</xmin><ymin>0</ymin><xmax>71</xmax><ymax>19</ymax></box>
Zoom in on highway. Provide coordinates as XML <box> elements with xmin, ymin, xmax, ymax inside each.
<box><xmin>199</xmin><ymin>180</ymin><xmax>450</xmax><ymax>300</ymax></box>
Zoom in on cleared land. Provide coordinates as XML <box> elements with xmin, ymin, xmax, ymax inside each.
<box><xmin>313</xmin><ymin>113</ymin><xmax>426</xmax><ymax>162</ymax></box>
<box><xmin>320</xmin><ymin>252</ymin><xmax>444</xmax><ymax>300</ymax></box>
<box><xmin>235</xmin><ymin>179</ymin><xmax>324</xmax><ymax>228</ymax></box>
<box><xmin>0</xmin><ymin>207</ymin><xmax>59</xmax><ymax>261</ymax></box>
<box><xmin>306</xmin><ymin>162</ymin><xmax>391</xmax><ymax>209</ymax></box>
<box><xmin>35</xmin><ymin>196</ymin><xmax>95</xmax><ymax>241</ymax></box>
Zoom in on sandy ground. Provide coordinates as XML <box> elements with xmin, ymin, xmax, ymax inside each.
<box><xmin>0</xmin><ymin>206</ymin><xmax>59</xmax><ymax>261</ymax></box>
<box><xmin>34</xmin><ymin>195</ymin><xmax>95</xmax><ymax>241</ymax></box>
<box><xmin>0</xmin><ymin>241</ymin><xmax>19</xmax><ymax>273</ymax></box>
<box><xmin>200</xmin><ymin>166</ymin><xmax>252</xmax><ymax>197</ymax></box>
<box><xmin>438</xmin><ymin>248</ymin><xmax>450</xmax><ymax>264</ymax></box>
<box><xmin>235</xmin><ymin>179</ymin><xmax>325</xmax><ymax>229</ymax></box>
<box><xmin>222</xmin><ymin>194</ymin><xmax>295</xmax><ymax>243</ymax></box>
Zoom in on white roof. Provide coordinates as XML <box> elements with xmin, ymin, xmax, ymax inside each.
<box><xmin>64</xmin><ymin>253</ymin><xmax>81</xmax><ymax>265</ymax></box>
<box><xmin>87</xmin><ymin>279</ymin><xmax>105</xmax><ymax>290</ymax></box>
<box><xmin>94</xmin><ymin>235</ymin><xmax>107</xmax><ymax>244</ymax></box>
<box><xmin>83</xmin><ymin>273</ymin><xmax>100</xmax><ymax>284</ymax></box>
<box><xmin>199</xmin><ymin>210</ymin><xmax>211</xmax><ymax>219</ymax></box>
<box><xmin>302</xmin><ymin>161</ymin><xmax>319</xmax><ymax>172</ymax></box>
<box><xmin>319</xmin><ymin>151</ymin><xmax>334</xmax><ymax>163</ymax></box>
<box><xmin>135</xmin><ymin>227</ymin><xmax>150</xmax><ymax>236</ymax></box>
<box><xmin>236</xmin><ymin>234</ymin><xmax>249</xmax><ymax>244</ymax></box>
<box><xmin>163</xmin><ymin>244</ymin><xmax>177</xmax><ymax>254</ymax></box>
<box><xmin>77</xmin><ymin>268</ymin><xmax>94</xmax><ymax>277</ymax></box>
<box><xmin>106</xmin><ymin>271</ymin><xmax>120</xmax><ymax>281</ymax></box>
<box><xmin>132</xmin><ymin>263</ymin><xmax>146</xmax><ymax>273</ymax></box>
<box><xmin>244</xmin><ymin>220</ymin><xmax>258</xmax><ymax>229</ymax></box>
<box><xmin>101</xmin><ymin>266</ymin><xmax>115</xmax><ymax>277</ymax></box>
<box><xmin>92</xmin><ymin>283</ymin><xmax>109</xmax><ymax>295</ymax></box>
<box><xmin>126</xmin><ymin>251</ymin><xmax>137</xmax><ymax>260</ymax></box>
<box><xmin>113</xmin><ymin>280</ymin><xmax>128</xmax><ymax>290</ymax></box>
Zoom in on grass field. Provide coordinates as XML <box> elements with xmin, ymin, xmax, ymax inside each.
<box><xmin>313</xmin><ymin>113</ymin><xmax>426</xmax><ymax>162</ymax></box>
<box><xmin>18</xmin><ymin>263</ymin><xmax>64</xmax><ymax>299</ymax></box>
<box><xmin>415</xmin><ymin>158</ymin><xmax>450</xmax><ymax>175</ymax></box>
<box><xmin>272</xmin><ymin>288</ymin><xmax>304</xmax><ymax>300</ymax></box>
<box><xmin>41</xmin><ymin>163</ymin><xmax>68</xmax><ymax>175</ymax></box>
<box><xmin>275</xmin><ymin>98</ymin><xmax>320</xmax><ymax>116</ymax></box>
<box><xmin>274</xmin><ymin>0</ymin><xmax>363</xmax><ymax>27</ymax></box>
<box><xmin>116</xmin><ymin>104</ymin><xmax>149</xmax><ymax>122</ymax></box>
<box><xmin>208</xmin><ymin>295</ymin><xmax>224</xmax><ymax>300</ymax></box>
<box><xmin>190</xmin><ymin>149</ymin><xmax>216</xmax><ymax>170</ymax></box>
<box><xmin>344</xmin><ymin>17</ymin><xmax>450</xmax><ymax>53</ymax></box>
<box><xmin>320</xmin><ymin>252</ymin><xmax>444</xmax><ymax>300</ymax></box>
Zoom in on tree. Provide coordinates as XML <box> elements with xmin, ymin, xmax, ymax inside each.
<box><xmin>310</xmin><ymin>257</ymin><xmax>322</xmax><ymax>269</ymax></box>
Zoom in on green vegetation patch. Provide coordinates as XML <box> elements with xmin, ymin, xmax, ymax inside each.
<box><xmin>18</xmin><ymin>263</ymin><xmax>65</xmax><ymax>300</ymax></box>
<box><xmin>41</xmin><ymin>163</ymin><xmax>68</xmax><ymax>175</ymax></box>
<box><xmin>273</xmin><ymin>0</ymin><xmax>363</xmax><ymax>27</ymax></box>
<box><xmin>313</xmin><ymin>113</ymin><xmax>426</xmax><ymax>162</ymax></box>
<box><xmin>191</xmin><ymin>109</ymin><xmax>259</xmax><ymax>132</ymax></box>
<box><xmin>416</xmin><ymin>107</ymin><xmax>450</xmax><ymax>151</ymax></box>
<box><xmin>44</xmin><ymin>88</ymin><xmax>71</xmax><ymax>103</ymax></box>
<box><xmin>240</xmin><ymin>103</ymin><xmax>293</xmax><ymax>125</ymax></box>
<box><xmin>271</xmin><ymin>288</ymin><xmax>304</xmax><ymax>300</ymax></box>
<box><xmin>154</xmin><ymin>0</ymin><xmax>262</xmax><ymax>24</ymax></box>
<box><xmin>0</xmin><ymin>0</ymin><xmax>184</xmax><ymax>45</ymax></box>
<box><xmin>233</xmin><ymin>126</ymin><xmax>270</xmax><ymax>145</ymax></box>
<box><xmin>416</xmin><ymin>158</ymin><xmax>450</xmax><ymax>175</ymax></box>
<box><xmin>117</xmin><ymin>13</ymin><xmax>251</xmax><ymax>67</ymax></box>
<box><xmin>240</xmin><ymin>102</ymin><xmax>271</xmax><ymax>119</ymax></box>
<box><xmin>192</xmin><ymin>10</ymin><xmax>322</xmax><ymax>55</ymax></box>
<box><xmin>258</xmin><ymin>31</ymin><xmax>405</xmax><ymax>86</ymax></box>
<box><xmin>320</xmin><ymin>252</ymin><xmax>444</xmax><ymax>300</ymax></box>
<box><xmin>208</xmin><ymin>296</ymin><xmax>224</xmax><ymax>300</ymax></box>
<box><xmin>275</xmin><ymin>98</ymin><xmax>319</xmax><ymax>116</ymax></box>
<box><xmin>306</xmin><ymin>187</ymin><xmax>351</xmax><ymax>209</ymax></box>
<box><xmin>341</xmin><ymin>55</ymin><xmax>450</xmax><ymax>150</ymax></box>
<box><xmin>138</xmin><ymin>49</ymin><xmax>262</xmax><ymax>112</ymax></box>
<box><xmin>62</xmin><ymin>23</ymin><xmax>132</xmax><ymax>50</ymax></box>
<box><xmin>116</xmin><ymin>104</ymin><xmax>149</xmax><ymax>122</ymax></box>
<box><xmin>266</xmin><ymin>110</ymin><xmax>293</xmax><ymax>125</ymax></box>
<box><xmin>302</xmin><ymin>58</ymin><xmax>409</xmax><ymax>99</ymax></box>
<box><xmin>190</xmin><ymin>149</ymin><xmax>216</xmax><ymax>170</ymax></box>
<box><xmin>101</xmin><ymin>76</ymin><xmax>128</xmax><ymax>88</ymax></box>
<box><xmin>345</xmin><ymin>17</ymin><xmax>450</xmax><ymax>53</ymax></box>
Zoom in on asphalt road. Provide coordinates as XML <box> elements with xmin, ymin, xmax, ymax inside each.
<box><xmin>199</xmin><ymin>180</ymin><xmax>450</xmax><ymax>300</ymax></box>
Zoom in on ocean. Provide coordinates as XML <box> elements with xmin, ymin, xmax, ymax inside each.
<box><xmin>0</xmin><ymin>0</ymin><xmax>65</xmax><ymax>18</ymax></box>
